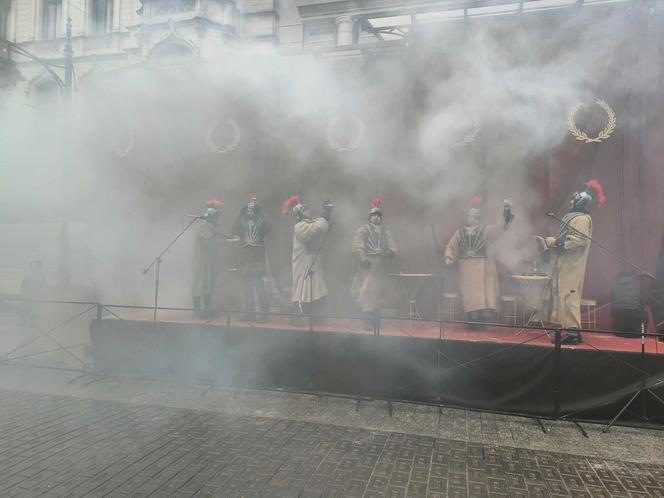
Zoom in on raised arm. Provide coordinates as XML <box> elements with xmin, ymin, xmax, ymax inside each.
<box><xmin>445</xmin><ymin>230</ymin><xmax>460</xmax><ymax>265</ymax></box>
<box><xmin>294</xmin><ymin>218</ymin><xmax>329</xmax><ymax>245</ymax></box>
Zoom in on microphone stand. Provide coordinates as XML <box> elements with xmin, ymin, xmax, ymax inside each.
<box><xmin>545</xmin><ymin>212</ymin><xmax>663</xmax><ymax>430</ymax></box>
<box><xmin>142</xmin><ymin>216</ymin><xmax>200</xmax><ymax>322</ymax></box>
<box><xmin>430</xmin><ymin>224</ymin><xmax>446</xmax><ymax>321</ymax></box>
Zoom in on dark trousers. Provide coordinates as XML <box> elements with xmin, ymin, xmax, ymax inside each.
<box><xmin>193</xmin><ymin>295</ymin><xmax>212</xmax><ymax>319</ymax></box>
<box><xmin>193</xmin><ymin>295</ymin><xmax>212</xmax><ymax>310</ymax></box>
<box><xmin>243</xmin><ymin>273</ymin><xmax>268</xmax><ymax>320</ymax></box>
<box><xmin>300</xmin><ymin>298</ymin><xmax>324</xmax><ymax>317</ymax></box>
<box><xmin>290</xmin><ymin>298</ymin><xmax>325</xmax><ymax>326</ymax></box>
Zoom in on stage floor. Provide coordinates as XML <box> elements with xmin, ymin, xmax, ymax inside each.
<box><xmin>112</xmin><ymin>310</ymin><xmax>664</xmax><ymax>355</ymax></box>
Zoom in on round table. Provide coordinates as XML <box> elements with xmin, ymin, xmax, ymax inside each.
<box><xmin>389</xmin><ymin>273</ymin><xmax>433</xmax><ymax>323</ymax></box>
<box><xmin>510</xmin><ymin>274</ymin><xmax>550</xmax><ymax>328</ymax></box>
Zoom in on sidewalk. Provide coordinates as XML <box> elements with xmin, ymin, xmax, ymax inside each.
<box><xmin>0</xmin><ymin>363</ymin><xmax>663</xmax><ymax>496</ymax></box>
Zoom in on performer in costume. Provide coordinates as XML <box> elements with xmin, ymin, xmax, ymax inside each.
<box><xmin>232</xmin><ymin>194</ymin><xmax>272</xmax><ymax>322</ymax></box>
<box><xmin>536</xmin><ymin>179</ymin><xmax>605</xmax><ymax>344</ymax></box>
<box><xmin>192</xmin><ymin>199</ymin><xmax>225</xmax><ymax>318</ymax></box>
<box><xmin>282</xmin><ymin>195</ymin><xmax>333</xmax><ymax>324</ymax></box>
<box><xmin>351</xmin><ymin>198</ymin><xmax>397</xmax><ymax>330</ymax></box>
<box><xmin>445</xmin><ymin>197</ymin><xmax>514</xmax><ymax>329</ymax></box>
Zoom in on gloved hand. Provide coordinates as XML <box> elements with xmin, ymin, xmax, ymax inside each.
<box><xmin>360</xmin><ymin>259</ymin><xmax>372</xmax><ymax>269</ymax></box>
<box><xmin>322</xmin><ymin>200</ymin><xmax>333</xmax><ymax>222</ymax></box>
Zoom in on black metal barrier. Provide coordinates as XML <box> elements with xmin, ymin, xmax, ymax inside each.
<box><xmin>1</xmin><ymin>296</ymin><xmax>664</xmax><ymax>430</ymax></box>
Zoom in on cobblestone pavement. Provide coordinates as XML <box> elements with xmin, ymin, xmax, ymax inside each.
<box><xmin>1</xmin><ymin>389</ymin><xmax>664</xmax><ymax>498</ymax></box>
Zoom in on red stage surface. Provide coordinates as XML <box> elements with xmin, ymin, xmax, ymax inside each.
<box><xmin>115</xmin><ymin>310</ymin><xmax>664</xmax><ymax>356</ymax></box>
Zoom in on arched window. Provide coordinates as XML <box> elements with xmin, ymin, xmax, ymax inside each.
<box><xmin>149</xmin><ymin>39</ymin><xmax>195</xmax><ymax>61</ymax></box>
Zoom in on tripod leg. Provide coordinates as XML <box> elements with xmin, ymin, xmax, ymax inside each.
<box><xmin>646</xmin><ymin>388</ymin><xmax>664</xmax><ymax>408</ymax></box>
<box><xmin>602</xmin><ymin>389</ymin><xmax>641</xmax><ymax>433</ymax></box>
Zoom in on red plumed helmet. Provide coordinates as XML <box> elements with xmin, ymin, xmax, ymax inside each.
<box><xmin>281</xmin><ymin>195</ymin><xmax>301</xmax><ymax>218</ymax></box>
<box><xmin>585</xmin><ymin>179</ymin><xmax>606</xmax><ymax>207</ymax></box>
<box><xmin>206</xmin><ymin>199</ymin><xmax>223</xmax><ymax>208</ymax></box>
<box><xmin>369</xmin><ymin>197</ymin><xmax>383</xmax><ymax>217</ymax></box>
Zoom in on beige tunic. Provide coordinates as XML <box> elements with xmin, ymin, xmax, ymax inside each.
<box><xmin>291</xmin><ymin>217</ymin><xmax>330</xmax><ymax>303</ymax></box>
<box><xmin>350</xmin><ymin>223</ymin><xmax>397</xmax><ymax>312</ymax></box>
<box><xmin>445</xmin><ymin>225</ymin><xmax>501</xmax><ymax>313</ymax></box>
<box><xmin>536</xmin><ymin>213</ymin><xmax>592</xmax><ymax>329</ymax></box>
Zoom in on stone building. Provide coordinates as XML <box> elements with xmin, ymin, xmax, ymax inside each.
<box><xmin>1</xmin><ymin>0</ymin><xmax>640</xmax><ymax>108</ymax></box>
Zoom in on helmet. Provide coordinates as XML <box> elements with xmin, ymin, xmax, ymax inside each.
<box><xmin>571</xmin><ymin>179</ymin><xmax>606</xmax><ymax>213</ymax></box>
<box><xmin>368</xmin><ymin>197</ymin><xmax>383</xmax><ymax>219</ymax></box>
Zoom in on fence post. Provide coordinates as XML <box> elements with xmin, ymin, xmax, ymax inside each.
<box><xmin>96</xmin><ymin>304</ymin><xmax>103</xmax><ymax>321</ymax></box>
<box><xmin>553</xmin><ymin>328</ymin><xmax>561</xmax><ymax>419</ymax></box>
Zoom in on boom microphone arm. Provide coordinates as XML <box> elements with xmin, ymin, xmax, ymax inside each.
<box><xmin>545</xmin><ymin>212</ymin><xmax>655</xmax><ymax>280</ymax></box>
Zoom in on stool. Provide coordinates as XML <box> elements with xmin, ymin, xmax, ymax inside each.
<box><xmin>499</xmin><ymin>295</ymin><xmax>523</xmax><ymax>326</ymax></box>
<box><xmin>440</xmin><ymin>292</ymin><xmax>460</xmax><ymax>322</ymax></box>
<box><xmin>581</xmin><ymin>298</ymin><xmax>597</xmax><ymax>330</ymax></box>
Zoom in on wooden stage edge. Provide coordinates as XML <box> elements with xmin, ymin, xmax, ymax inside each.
<box><xmin>112</xmin><ymin>311</ymin><xmax>664</xmax><ymax>356</ymax></box>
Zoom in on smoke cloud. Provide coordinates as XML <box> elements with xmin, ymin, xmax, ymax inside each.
<box><xmin>0</xmin><ymin>3</ymin><xmax>657</xmax><ymax>315</ymax></box>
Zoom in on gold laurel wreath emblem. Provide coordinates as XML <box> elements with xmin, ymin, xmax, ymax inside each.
<box><xmin>567</xmin><ymin>99</ymin><xmax>616</xmax><ymax>144</ymax></box>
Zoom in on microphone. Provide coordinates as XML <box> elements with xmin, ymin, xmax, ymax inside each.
<box><xmin>184</xmin><ymin>208</ymin><xmax>218</xmax><ymax>220</ymax></box>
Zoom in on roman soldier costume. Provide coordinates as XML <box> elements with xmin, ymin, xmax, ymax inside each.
<box><xmin>232</xmin><ymin>194</ymin><xmax>272</xmax><ymax>322</ymax></box>
<box><xmin>282</xmin><ymin>195</ymin><xmax>332</xmax><ymax>322</ymax></box>
<box><xmin>192</xmin><ymin>199</ymin><xmax>225</xmax><ymax>318</ymax></box>
<box><xmin>536</xmin><ymin>179</ymin><xmax>605</xmax><ymax>343</ymax></box>
<box><xmin>445</xmin><ymin>197</ymin><xmax>514</xmax><ymax>328</ymax></box>
<box><xmin>351</xmin><ymin>198</ymin><xmax>397</xmax><ymax>330</ymax></box>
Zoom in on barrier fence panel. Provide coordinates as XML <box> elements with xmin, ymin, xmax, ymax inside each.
<box><xmin>557</xmin><ymin>328</ymin><xmax>664</xmax><ymax>427</ymax></box>
<box><xmin>3</xmin><ymin>296</ymin><xmax>664</xmax><ymax>427</ymax></box>
<box><xmin>0</xmin><ymin>297</ymin><xmax>95</xmax><ymax>371</ymax></box>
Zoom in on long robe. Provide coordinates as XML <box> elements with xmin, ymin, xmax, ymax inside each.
<box><xmin>536</xmin><ymin>213</ymin><xmax>592</xmax><ymax>329</ymax></box>
<box><xmin>192</xmin><ymin>221</ymin><xmax>225</xmax><ymax>298</ymax></box>
<box><xmin>445</xmin><ymin>225</ymin><xmax>502</xmax><ymax>313</ymax></box>
<box><xmin>291</xmin><ymin>217</ymin><xmax>329</xmax><ymax>303</ymax></box>
<box><xmin>351</xmin><ymin>223</ymin><xmax>397</xmax><ymax>312</ymax></box>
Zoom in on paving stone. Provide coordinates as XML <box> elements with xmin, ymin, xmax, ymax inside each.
<box><xmin>0</xmin><ymin>389</ymin><xmax>663</xmax><ymax>497</ymax></box>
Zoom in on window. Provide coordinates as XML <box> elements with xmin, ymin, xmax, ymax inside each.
<box><xmin>91</xmin><ymin>0</ymin><xmax>112</xmax><ymax>34</ymax></box>
<box><xmin>1</xmin><ymin>0</ymin><xmax>10</xmax><ymax>40</ymax></box>
<box><xmin>41</xmin><ymin>0</ymin><xmax>62</xmax><ymax>40</ymax></box>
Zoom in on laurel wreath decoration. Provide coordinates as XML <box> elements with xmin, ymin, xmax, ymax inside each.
<box><xmin>567</xmin><ymin>99</ymin><xmax>616</xmax><ymax>144</ymax></box>
<box><xmin>205</xmin><ymin>120</ymin><xmax>241</xmax><ymax>154</ymax></box>
<box><xmin>453</xmin><ymin>113</ymin><xmax>481</xmax><ymax>147</ymax></box>
<box><xmin>327</xmin><ymin>115</ymin><xmax>365</xmax><ymax>152</ymax></box>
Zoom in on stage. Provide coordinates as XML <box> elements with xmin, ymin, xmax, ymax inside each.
<box><xmin>90</xmin><ymin>310</ymin><xmax>664</xmax><ymax>425</ymax></box>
